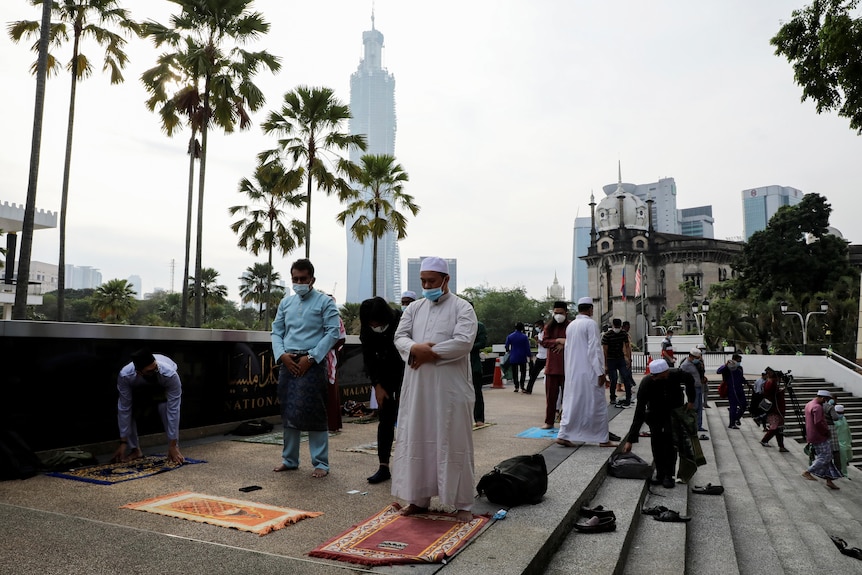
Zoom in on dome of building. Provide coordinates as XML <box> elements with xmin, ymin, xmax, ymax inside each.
<box><xmin>595</xmin><ymin>184</ymin><xmax>649</xmax><ymax>232</ymax></box>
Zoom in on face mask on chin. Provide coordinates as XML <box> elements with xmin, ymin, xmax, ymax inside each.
<box><xmin>423</xmin><ymin>287</ymin><xmax>443</xmax><ymax>302</ymax></box>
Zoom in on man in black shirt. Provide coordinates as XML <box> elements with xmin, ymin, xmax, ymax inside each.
<box><xmin>602</xmin><ymin>318</ymin><xmax>632</xmax><ymax>406</ymax></box>
<box><xmin>622</xmin><ymin>358</ymin><xmax>695</xmax><ymax>489</ymax></box>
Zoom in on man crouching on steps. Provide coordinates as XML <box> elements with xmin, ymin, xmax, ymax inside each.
<box><xmin>622</xmin><ymin>359</ymin><xmax>695</xmax><ymax>489</ymax></box>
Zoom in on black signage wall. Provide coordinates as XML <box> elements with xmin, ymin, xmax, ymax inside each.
<box><xmin>0</xmin><ymin>322</ymin><xmax>371</xmax><ymax>452</ymax></box>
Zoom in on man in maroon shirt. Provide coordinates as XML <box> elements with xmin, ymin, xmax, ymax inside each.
<box><xmin>540</xmin><ymin>301</ymin><xmax>570</xmax><ymax>429</ymax></box>
<box><xmin>802</xmin><ymin>389</ymin><xmax>842</xmax><ymax>490</ymax></box>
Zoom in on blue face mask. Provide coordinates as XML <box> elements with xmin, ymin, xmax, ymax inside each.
<box><xmin>293</xmin><ymin>284</ymin><xmax>311</xmax><ymax>297</ymax></box>
<box><xmin>423</xmin><ymin>287</ymin><xmax>443</xmax><ymax>302</ymax></box>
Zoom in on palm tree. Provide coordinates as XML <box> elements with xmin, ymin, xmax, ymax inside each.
<box><xmin>238</xmin><ymin>262</ymin><xmax>283</xmax><ymax>321</ymax></box>
<box><xmin>142</xmin><ymin>0</ymin><xmax>281</xmax><ymax>327</ymax></box>
<box><xmin>229</xmin><ymin>161</ymin><xmax>305</xmax><ymax>326</ymax></box>
<box><xmin>337</xmin><ymin>155</ymin><xmax>418</xmax><ymax>297</ymax></box>
<box><xmin>260</xmin><ymin>85</ymin><xmax>367</xmax><ymax>258</ymax></box>
<box><xmin>9</xmin><ymin>0</ymin><xmax>139</xmax><ymax>322</ymax></box>
<box><xmin>188</xmin><ymin>267</ymin><xmax>227</xmax><ymax>324</ymax></box>
<box><xmin>91</xmin><ymin>278</ymin><xmax>137</xmax><ymax>323</ymax></box>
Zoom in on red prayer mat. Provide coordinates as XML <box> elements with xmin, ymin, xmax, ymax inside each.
<box><xmin>121</xmin><ymin>491</ymin><xmax>322</xmax><ymax>536</ymax></box>
<box><xmin>309</xmin><ymin>503</ymin><xmax>489</xmax><ymax>566</ymax></box>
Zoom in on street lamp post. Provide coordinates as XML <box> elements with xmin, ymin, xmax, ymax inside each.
<box><xmin>780</xmin><ymin>300</ymin><xmax>829</xmax><ymax>349</ymax></box>
<box><xmin>691</xmin><ymin>300</ymin><xmax>710</xmax><ymax>335</ymax></box>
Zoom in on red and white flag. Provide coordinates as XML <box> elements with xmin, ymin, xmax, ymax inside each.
<box><xmin>634</xmin><ymin>259</ymin><xmax>642</xmax><ymax>298</ymax></box>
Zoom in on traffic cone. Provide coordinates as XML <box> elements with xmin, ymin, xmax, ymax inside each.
<box><xmin>644</xmin><ymin>354</ymin><xmax>653</xmax><ymax>375</ymax></box>
<box><xmin>492</xmin><ymin>357</ymin><xmax>504</xmax><ymax>388</ymax></box>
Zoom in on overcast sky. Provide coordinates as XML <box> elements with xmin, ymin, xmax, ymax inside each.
<box><xmin>2</xmin><ymin>0</ymin><xmax>860</xmax><ymax>305</ymax></box>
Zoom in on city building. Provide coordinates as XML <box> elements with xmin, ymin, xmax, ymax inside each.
<box><xmin>406</xmin><ymin>257</ymin><xmax>458</xmax><ymax>296</ymax></box>
<box><xmin>581</xmin><ymin>181</ymin><xmax>743</xmax><ymax>351</ymax></box>
<box><xmin>571</xmin><ymin>216</ymin><xmax>592</xmax><ymax>303</ymax></box>
<box><xmin>1</xmin><ymin>201</ymin><xmax>57</xmax><ymax>319</ymax></box>
<box><xmin>345</xmin><ymin>13</ymin><xmax>401</xmax><ymax>303</ymax></box>
<box><xmin>65</xmin><ymin>265</ymin><xmax>102</xmax><ymax>290</ymax></box>
<box><xmin>547</xmin><ymin>273</ymin><xmax>565</xmax><ymax>302</ymax></box>
<box><xmin>679</xmin><ymin>205</ymin><xmax>715</xmax><ymax>238</ymax></box>
<box><xmin>127</xmin><ymin>275</ymin><xmax>142</xmax><ymax>299</ymax></box>
<box><xmin>742</xmin><ymin>185</ymin><xmax>804</xmax><ymax>240</ymax></box>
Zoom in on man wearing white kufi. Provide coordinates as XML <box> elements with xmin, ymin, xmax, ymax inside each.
<box><xmin>391</xmin><ymin>256</ymin><xmax>479</xmax><ymax>522</ymax></box>
<box><xmin>556</xmin><ymin>297</ymin><xmax>617</xmax><ymax>448</ymax></box>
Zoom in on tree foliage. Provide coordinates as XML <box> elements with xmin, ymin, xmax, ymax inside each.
<box><xmin>91</xmin><ymin>279</ymin><xmax>137</xmax><ymax>323</ymax></box>
<box><xmin>772</xmin><ymin>0</ymin><xmax>862</xmax><ymax>133</ymax></box>
<box><xmin>461</xmin><ymin>285</ymin><xmax>550</xmax><ymax>345</ymax></box>
<box><xmin>734</xmin><ymin>193</ymin><xmax>854</xmax><ymax>300</ymax></box>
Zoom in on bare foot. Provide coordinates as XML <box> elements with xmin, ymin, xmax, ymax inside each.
<box><xmin>826</xmin><ymin>479</ymin><xmax>840</xmax><ymax>490</ymax></box>
<box><xmin>311</xmin><ymin>468</ymin><xmax>329</xmax><ymax>478</ymax></box>
<box><xmin>455</xmin><ymin>509</ymin><xmax>473</xmax><ymax>522</ymax></box>
<box><xmin>556</xmin><ymin>438</ymin><xmax>577</xmax><ymax>447</ymax></box>
<box><xmin>273</xmin><ymin>464</ymin><xmax>297</xmax><ymax>472</ymax></box>
<box><xmin>400</xmin><ymin>504</ymin><xmax>429</xmax><ymax>516</ymax></box>
<box><xmin>801</xmin><ymin>471</ymin><xmax>817</xmax><ymax>481</ymax></box>
<box><xmin>599</xmin><ymin>442</ymin><xmax>619</xmax><ymax>448</ymax></box>
<box><xmin>540</xmin><ymin>424</ymin><xmax>554</xmax><ymax>430</ymax></box>
<box><xmin>125</xmin><ymin>448</ymin><xmax>143</xmax><ymax>462</ymax></box>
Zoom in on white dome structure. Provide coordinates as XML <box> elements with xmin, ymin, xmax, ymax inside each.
<box><xmin>595</xmin><ymin>176</ymin><xmax>649</xmax><ymax>232</ymax></box>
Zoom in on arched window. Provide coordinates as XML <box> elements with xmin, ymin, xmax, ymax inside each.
<box><xmin>600</xmin><ymin>241</ymin><xmax>610</xmax><ymax>250</ymax></box>
<box><xmin>635</xmin><ymin>239</ymin><xmax>645</xmax><ymax>249</ymax></box>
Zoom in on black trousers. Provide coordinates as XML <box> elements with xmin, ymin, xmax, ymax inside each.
<box><xmin>376</xmin><ymin>393</ymin><xmax>399</xmax><ymax>465</ymax></box>
<box><xmin>512</xmin><ymin>363</ymin><xmax>527</xmax><ymax>389</ymax></box>
<box><xmin>526</xmin><ymin>358</ymin><xmax>546</xmax><ymax>393</ymax></box>
<box><xmin>647</xmin><ymin>418</ymin><xmax>677</xmax><ymax>480</ymax></box>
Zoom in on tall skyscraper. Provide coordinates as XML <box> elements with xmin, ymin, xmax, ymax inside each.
<box><xmin>571</xmin><ymin>216</ymin><xmax>592</xmax><ymax>302</ymax></box>
<box><xmin>742</xmin><ymin>185</ymin><xmax>804</xmax><ymax>240</ymax></box>
<box><xmin>345</xmin><ymin>14</ymin><xmax>401</xmax><ymax>303</ymax></box>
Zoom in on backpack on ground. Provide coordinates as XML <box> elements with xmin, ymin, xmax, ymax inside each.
<box><xmin>607</xmin><ymin>452</ymin><xmax>653</xmax><ymax>479</ymax></box>
<box><xmin>476</xmin><ymin>453</ymin><xmax>548</xmax><ymax>507</ymax></box>
<box><xmin>39</xmin><ymin>448</ymin><xmax>98</xmax><ymax>472</ymax></box>
<box><xmin>0</xmin><ymin>429</ymin><xmax>42</xmax><ymax>480</ymax></box>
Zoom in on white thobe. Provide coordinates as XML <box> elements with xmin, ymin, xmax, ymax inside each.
<box><xmin>558</xmin><ymin>314</ymin><xmax>609</xmax><ymax>444</ymax></box>
<box><xmin>391</xmin><ymin>292</ymin><xmax>478</xmax><ymax>509</ymax></box>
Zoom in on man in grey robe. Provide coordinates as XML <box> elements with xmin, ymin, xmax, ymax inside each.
<box><xmin>391</xmin><ymin>256</ymin><xmax>478</xmax><ymax>522</ymax></box>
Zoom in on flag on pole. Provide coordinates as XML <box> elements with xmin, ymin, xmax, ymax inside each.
<box><xmin>620</xmin><ymin>260</ymin><xmax>627</xmax><ymax>301</ymax></box>
<box><xmin>635</xmin><ymin>258</ymin><xmax>642</xmax><ymax>298</ymax></box>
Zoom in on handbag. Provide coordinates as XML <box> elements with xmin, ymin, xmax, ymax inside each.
<box><xmin>476</xmin><ymin>454</ymin><xmax>547</xmax><ymax>507</ymax></box>
<box><xmin>758</xmin><ymin>398</ymin><xmax>773</xmax><ymax>412</ymax></box>
<box><xmin>718</xmin><ymin>380</ymin><xmax>728</xmax><ymax>399</ymax></box>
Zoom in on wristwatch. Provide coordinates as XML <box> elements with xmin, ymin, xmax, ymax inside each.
<box><xmin>307</xmin><ymin>356</ymin><xmax>316</xmax><ymax>365</ymax></box>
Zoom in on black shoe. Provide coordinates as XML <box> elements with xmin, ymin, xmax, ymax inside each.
<box><xmin>641</xmin><ymin>505</ymin><xmax>669</xmax><ymax>516</ymax></box>
<box><xmin>514</xmin><ymin>388</ymin><xmax>520</xmax><ymax>393</ymax></box>
<box><xmin>654</xmin><ymin>510</ymin><xmax>691</xmax><ymax>522</ymax></box>
<box><xmin>367</xmin><ymin>466</ymin><xmax>391</xmax><ymax>484</ymax></box>
<box><xmin>662</xmin><ymin>477</ymin><xmax>675</xmax><ymax>489</ymax></box>
<box><xmin>608</xmin><ymin>432</ymin><xmax>621</xmax><ymax>442</ymax></box>
<box><xmin>573</xmin><ymin>515</ymin><xmax>616</xmax><ymax>533</ymax></box>
<box><xmin>650</xmin><ymin>476</ymin><xmax>665</xmax><ymax>485</ymax></box>
<box><xmin>692</xmin><ymin>483</ymin><xmax>724</xmax><ymax>495</ymax></box>
<box><xmin>579</xmin><ymin>504</ymin><xmax>616</xmax><ymax>519</ymax></box>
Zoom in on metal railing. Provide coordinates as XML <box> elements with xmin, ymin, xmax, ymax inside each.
<box><xmin>822</xmin><ymin>348</ymin><xmax>862</xmax><ymax>373</ymax></box>
<box><xmin>0</xmin><ymin>280</ymin><xmax>42</xmax><ymax>296</ymax></box>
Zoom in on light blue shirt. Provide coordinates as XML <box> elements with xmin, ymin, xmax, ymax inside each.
<box><xmin>271</xmin><ymin>288</ymin><xmax>341</xmax><ymax>364</ymax></box>
<box><xmin>117</xmin><ymin>354</ymin><xmax>182</xmax><ymax>441</ymax></box>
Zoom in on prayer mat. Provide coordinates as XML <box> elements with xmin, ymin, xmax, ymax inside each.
<box><xmin>121</xmin><ymin>491</ymin><xmax>322</xmax><ymax>536</ymax></box>
<box><xmin>339</xmin><ymin>441</ymin><xmax>387</xmax><ymax>455</ymax></box>
<box><xmin>232</xmin><ymin>430</ymin><xmax>338</xmax><ymax>445</ymax></box>
<box><xmin>309</xmin><ymin>503</ymin><xmax>489</xmax><ymax>566</ymax></box>
<box><xmin>516</xmin><ymin>427</ymin><xmax>559</xmax><ymax>439</ymax></box>
<box><xmin>45</xmin><ymin>456</ymin><xmax>206</xmax><ymax>485</ymax></box>
<box><xmin>348</xmin><ymin>415</ymin><xmax>379</xmax><ymax>424</ymax></box>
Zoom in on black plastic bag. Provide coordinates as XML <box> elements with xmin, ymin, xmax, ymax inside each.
<box><xmin>607</xmin><ymin>452</ymin><xmax>653</xmax><ymax>479</ymax></box>
<box><xmin>476</xmin><ymin>453</ymin><xmax>548</xmax><ymax>507</ymax></box>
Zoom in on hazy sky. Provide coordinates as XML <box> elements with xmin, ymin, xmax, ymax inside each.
<box><xmin>2</xmin><ymin>0</ymin><xmax>860</xmax><ymax>305</ymax></box>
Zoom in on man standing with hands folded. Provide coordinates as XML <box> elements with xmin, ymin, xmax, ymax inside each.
<box><xmin>271</xmin><ymin>258</ymin><xmax>341</xmax><ymax>479</ymax></box>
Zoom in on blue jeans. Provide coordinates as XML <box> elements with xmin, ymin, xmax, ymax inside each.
<box><xmin>694</xmin><ymin>387</ymin><xmax>704</xmax><ymax>429</ymax></box>
<box><xmin>281</xmin><ymin>428</ymin><xmax>329</xmax><ymax>471</ymax></box>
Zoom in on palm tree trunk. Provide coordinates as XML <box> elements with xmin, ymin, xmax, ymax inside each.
<box><xmin>57</xmin><ymin>26</ymin><xmax>82</xmax><ymax>322</ymax></box>
<box><xmin>181</xmin><ymin>133</ymin><xmax>197</xmax><ymax>327</ymax></box>
<box><xmin>372</xmin><ymin>234</ymin><xmax>378</xmax><ymax>297</ymax></box>
<box><xmin>193</xmin><ymin>81</ymin><xmax>211</xmax><ymax>327</ymax></box>
<box><xmin>13</xmin><ymin>0</ymin><xmax>52</xmax><ymax>320</ymax></box>
<box><xmin>304</xmin><ymin>171</ymin><xmax>312</xmax><ymax>258</ymax></box>
<box><xmin>265</xmin><ymin>222</ymin><xmax>274</xmax><ymax>328</ymax></box>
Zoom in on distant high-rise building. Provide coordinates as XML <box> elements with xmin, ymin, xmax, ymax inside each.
<box><xmin>127</xmin><ymin>275</ymin><xmax>142</xmax><ymax>299</ymax></box>
<box><xmin>679</xmin><ymin>206</ymin><xmax>715</xmax><ymax>238</ymax></box>
<box><xmin>406</xmin><ymin>257</ymin><xmax>458</xmax><ymax>296</ymax></box>
<box><xmin>65</xmin><ymin>265</ymin><xmax>102</xmax><ymax>290</ymax></box>
<box><xmin>742</xmin><ymin>185</ymin><xmax>804</xmax><ymax>240</ymax></box>
<box><xmin>345</xmin><ymin>13</ymin><xmax>400</xmax><ymax>303</ymax></box>
<box><xmin>571</xmin><ymin>216</ymin><xmax>592</xmax><ymax>302</ymax></box>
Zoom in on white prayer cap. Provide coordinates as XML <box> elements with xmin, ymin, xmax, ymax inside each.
<box><xmin>577</xmin><ymin>297</ymin><xmax>593</xmax><ymax>306</ymax></box>
<box><xmin>835</xmin><ymin>404</ymin><xmax>845</xmax><ymax>413</ymax></box>
<box><xmin>401</xmin><ymin>290</ymin><xmax>417</xmax><ymax>300</ymax></box>
<box><xmin>817</xmin><ymin>389</ymin><xmax>832</xmax><ymax>397</ymax></box>
<box><xmin>696</xmin><ymin>343</ymin><xmax>706</xmax><ymax>350</ymax></box>
<box><xmin>689</xmin><ymin>348</ymin><xmax>702</xmax><ymax>357</ymax></box>
<box><xmin>649</xmin><ymin>359</ymin><xmax>669</xmax><ymax>374</ymax></box>
<box><xmin>420</xmin><ymin>257</ymin><xmax>448</xmax><ymax>274</ymax></box>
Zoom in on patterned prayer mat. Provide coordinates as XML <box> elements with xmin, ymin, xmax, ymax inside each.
<box><xmin>309</xmin><ymin>503</ymin><xmax>489</xmax><ymax>566</ymax></box>
<box><xmin>339</xmin><ymin>441</ymin><xmax>385</xmax><ymax>455</ymax></box>
<box><xmin>516</xmin><ymin>426</ymin><xmax>559</xmax><ymax>439</ymax></box>
<box><xmin>121</xmin><ymin>491</ymin><xmax>322</xmax><ymax>536</ymax></box>
<box><xmin>232</xmin><ymin>431</ymin><xmax>339</xmax><ymax>445</ymax></box>
<box><xmin>45</xmin><ymin>456</ymin><xmax>206</xmax><ymax>485</ymax></box>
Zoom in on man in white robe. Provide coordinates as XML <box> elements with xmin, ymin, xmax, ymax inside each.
<box><xmin>391</xmin><ymin>257</ymin><xmax>478</xmax><ymax>522</ymax></box>
<box><xmin>557</xmin><ymin>297</ymin><xmax>617</xmax><ymax>448</ymax></box>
